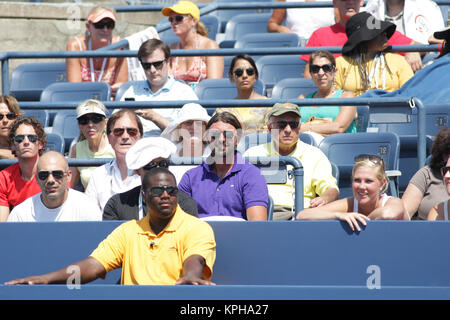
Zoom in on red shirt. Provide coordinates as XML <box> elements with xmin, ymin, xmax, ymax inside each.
<box><xmin>300</xmin><ymin>23</ymin><xmax>413</xmax><ymax>61</ymax></box>
<box><xmin>0</xmin><ymin>163</ymin><xmax>41</xmax><ymax>209</ymax></box>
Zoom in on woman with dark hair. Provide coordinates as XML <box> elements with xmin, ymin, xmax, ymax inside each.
<box><xmin>335</xmin><ymin>12</ymin><xmax>414</xmax><ymax>96</ymax></box>
<box><xmin>427</xmin><ymin>156</ymin><xmax>450</xmax><ymax>220</ymax></box>
<box><xmin>215</xmin><ymin>54</ymin><xmax>268</xmax><ymax>135</ymax></box>
<box><xmin>0</xmin><ymin>95</ymin><xmax>22</xmax><ymax>159</ymax></box>
<box><xmin>402</xmin><ymin>127</ymin><xmax>450</xmax><ymax>220</ymax></box>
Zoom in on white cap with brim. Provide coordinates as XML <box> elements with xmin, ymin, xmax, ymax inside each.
<box><xmin>126</xmin><ymin>137</ymin><xmax>177</xmax><ymax>170</ymax></box>
<box><xmin>76</xmin><ymin>104</ymin><xmax>107</xmax><ymax>119</ymax></box>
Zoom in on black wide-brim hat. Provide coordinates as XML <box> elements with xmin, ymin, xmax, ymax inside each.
<box><xmin>434</xmin><ymin>26</ymin><xmax>450</xmax><ymax>42</ymax></box>
<box><xmin>342</xmin><ymin>12</ymin><xmax>396</xmax><ymax>55</ymax></box>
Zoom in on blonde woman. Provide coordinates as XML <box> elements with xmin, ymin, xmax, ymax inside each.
<box><xmin>66</xmin><ymin>6</ymin><xmax>128</xmax><ymax>98</ymax></box>
<box><xmin>68</xmin><ymin>100</ymin><xmax>115</xmax><ymax>189</ymax></box>
<box><xmin>296</xmin><ymin>154</ymin><xmax>408</xmax><ymax>230</ymax></box>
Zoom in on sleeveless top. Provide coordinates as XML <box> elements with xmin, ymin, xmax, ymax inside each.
<box><xmin>301</xmin><ymin>89</ymin><xmax>357</xmax><ymax>133</ymax></box>
<box><xmin>353</xmin><ymin>193</ymin><xmax>391</xmax><ymax>214</ymax></box>
<box><xmin>75</xmin><ymin>139</ymin><xmax>115</xmax><ymax>189</ymax></box>
<box><xmin>75</xmin><ymin>37</ymin><xmax>119</xmax><ymax>85</ymax></box>
<box><xmin>172</xmin><ymin>34</ymin><xmax>207</xmax><ymax>85</ymax></box>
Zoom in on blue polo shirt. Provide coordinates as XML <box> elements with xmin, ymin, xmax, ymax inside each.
<box><xmin>178</xmin><ymin>152</ymin><xmax>268</xmax><ymax>220</ymax></box>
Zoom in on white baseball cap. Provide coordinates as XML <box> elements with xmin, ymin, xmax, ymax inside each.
<box><xmin>126</xmin><ymin>137</ymin><xmax>177</xmax><ymax>170</ymax></box>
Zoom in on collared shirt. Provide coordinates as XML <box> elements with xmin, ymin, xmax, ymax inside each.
<box><xmin>120</xmin><ymin>76</ymin><xmax>199</xmax><ymax>135</ymax></box>
<box><xmin>90</xmin><ymin>206</ymin><xmax>216</xmax><ymax>285</ymax></box>
<box><xmin>243</xmin><ymin>140</ymin><xmax>338</xmax><ymax>209</ymax></box>
<box><xmin>178</xmin><ymin>152</ymin><xmax>268</xmax><ymax>220</ymax></box>
<box><xmin>85</xmin><ymin>159</ymin><xmax>141</xmax><ymax>212</ymax></box>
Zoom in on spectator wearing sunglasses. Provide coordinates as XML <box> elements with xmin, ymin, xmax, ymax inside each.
<box><xmin>427</xmin><ymin>156</ymin><xmax>450</xmax><ymax>220</ymax></box>
<box><xmin>0</xmin><ymin>117</ymin><xmax>47</xmax><ymax>222</ymax></box>
<box><xmin>68</xmin><ymin>100</ymin><xmax>115</xmax><ymax>190</ymax></box>
<box><xmin>179</xmin><ymin>111</ymin><xmax>268</xmax><ymax>221</ymax></box>
<box><xmin>215</xmin><ymin>54</ymin><xmax>269</xmax><ymax>135</ymax></box>
<box><xmin>6</xmin><ymin>167</ymin><xmax>216</xmax><ymax>286</ymax></box>
<box><xmin>244</xmin><ymin>103</ymin><xmax>339</xmax><ymax>220</ymax></box>
<box><xmin>103</xmin><ymin>137</ymin><xmax>198</xmax><ymax>220</ymax></box>
<box><xmin>298</xmin><ymin>50</ymin><xmax>356</xmax><ymax>145</ymax></box>
<box><xmin>297</xmin><ymin>153</ymin><xmax>408</xmax><ymax>229</ymax></box>
<box><xmin>7</xmin><ymin>151</ymin><xmax>101</xmax><ymax>222</ymax></box>
<box><xmin>0</xmin><ymin>95</ymin><xmax>22</xmax><ymax>159</ymax></box>
<box><xmin>85</xmin><ymin>109</ymin><xmax>143</xmax><ymax>212</ymax></box>
<box><xmin>402</xmin><ymin>127</ymin><xmax>450</xmax><ymax>220</ymax></box>
<box><xmin>161</xmin><ymin>1</ymin><xmax>224</xmax><ymax>88</ymax></box>
<box><xmin>119</xmin><ymin>39</ymin><xmax>198</xmax><ymax>137</ymax></box>
<box><xmin>66</xmin><ymin>6</ymin><xmax>128</xmax><ymax>99</ymax></box>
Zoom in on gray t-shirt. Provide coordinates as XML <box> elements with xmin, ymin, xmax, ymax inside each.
<box><xmin>409</xmin><ymin>165</ymin><xmax>447</xmax><ymax>220</ymax></box>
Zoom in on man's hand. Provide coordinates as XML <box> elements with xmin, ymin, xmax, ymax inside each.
<box><xmin>5</xmin><ymin>275</ymin><xmax>50</xmax><ymax>285</ymax></box>
<box><xmin>176</xmin><ymin>276</ymin><xmax>216</xmax><ymax>286</ymax></box>
<box><xmin>309</xmin><ymin>196</ymin><xmax>328</xmax><ymax>208</ymax></box>
<box><xmin>405</xmin><ymin>51</ymin><xmax>422</xmax><ymax>72</ymax></box>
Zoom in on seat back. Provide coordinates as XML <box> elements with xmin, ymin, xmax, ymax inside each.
<box><xmin>318</xmin><ymin>132</ymin><xmax>400</xmax><ymax>199</ymax></box>
<box><xmin>195</xmin><ymin>78</ymin><xmax>265</xmax><ymax>100</ymax></box>
<box><xmin>45</xmin><ymin>132</ymin><xmax>65</xmax><ymax>154</ymax></box>
<box><xmin>234</xmin><ymin>33</ymin><xmax>300</xmax><ymax>56</ymax></box>
<box><xmin>355</xmin><ymin>105</ymin><xmax>370</xmax><ymax>132</ymax></box>
<box><xmin>51</xmin><ymin>110</ymin><xmax>80</xmax><ymax>154</ymax></box>
<box><xmin>23</xmin><ymin>109</ymin><xmax>50</xmax><ymax>127</ymax></box>
<box><xmin>271</xmin><ymin>78</ymin><xmax>317</xmax><ymax>99</ymax></box>
<box><xmin>224</xmin><ymin>13</ymin><xmax>272</xmax><ymax>41</ymax></box>
<box><xmin>9</xmin><ymin>62</ymin><xmax>67</xmax><ymax>101</ymax></box>
<box><xmin>40</xmin><ymin>82</ymin><xmax>111</xmax><ymax>103</ymax></box>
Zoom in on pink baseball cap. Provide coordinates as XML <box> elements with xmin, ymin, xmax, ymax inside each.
<box><xmin>88</xmin><ymin>9</ymin><xmax>116</xmax><ymax>23</ymax></box>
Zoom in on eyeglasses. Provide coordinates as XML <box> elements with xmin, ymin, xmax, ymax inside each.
<box><xmin>37</xmin><ymin>170</ymin><xmax>66</xmax><ymax>181</ymax></box>
<box><xmin>354</xmin><ymin>154</ymin><xmax>384</xmax><ymax>165</ymax></box>
<box><xmin>0</xmin><ymin>112</ymin><xmax>17</xmax><ymax>121</ymax></box>
<box><xmin>141</xmin><ymin>60</ymin><xmax>166</xmax><ymax>71</ymax></box>
<box><xmin>148</xmin><ymin>186</ymin><xmax>178</xmax><ymax>197</ymax></box>
<box><xmin>92</xmin><ymin>20</ymin><xmax>115</xmax><ymax>30</ymax></box>
<box><xmin>112</xmin><ymin>127</ymin><xmax>139</xmax><ymax>137</ymax></box>
<box><xmin>233</xmin><ymin>68</ymin><xmax>256</xmax><ymax>77</ymax></box>
<box><xmin>168</xmin><ymin>15</ymin><xmax>186</xmax><ymax>23</ymax></box>
<box><xmin>77</xmin><ymin>114</ymin><xmax>105</xmax><ymax>125</ymax></box>
<box><xmin>206</xmin><ymin>129</ymin><xmax>235</xmax><ymax>141</ymax></box>
<box><xmin>13</xmin><ymin>134</ymin><xmax>38</xmax><ymax>144</ymax></box>
<box><xmin>143</xmin><ymin>159</ymin><xmax>169</xmax><ymax>171</ymax></box>
<box><xmin>310</xmin><ymin>63</ymin><xmax>334</xmax><ymax>74</ymax></box>
<box><xmin>272</xmin><ymin>121</ymin><xmax>299</xmax><ymax>130</ymax></box>
<box><xmin>441</xmin><ymin>166</ymin><xmax>450</xmax><ymax>177</ymax></box>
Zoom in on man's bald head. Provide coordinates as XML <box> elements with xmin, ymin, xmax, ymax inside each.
<box><xmin>37</xmin><ymin>151</ymin><xmax>68</xmax><ymax>172</ymax></box>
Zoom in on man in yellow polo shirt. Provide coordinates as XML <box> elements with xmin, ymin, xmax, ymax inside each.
<box><xmin>244</xmin><ymin>103</ymin><xmax>339</xmax><ymax>220</ymax></box>
<box><xmin>6</xmin><ymin>168</ymin><xmax>216</xmax><ymax>286</ymax></box>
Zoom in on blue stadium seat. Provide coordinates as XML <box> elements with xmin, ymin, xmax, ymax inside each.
<box><xmin>271</xmin><ymin>78</ymin><xmax>317</xmax><ymax>99</ymax></box>
<box><xmin>234</xmin><ymin>33</ymin><xmax>300</xmax><ymax>56</ymax></box>
<box><xmin>9</xmin><ymin>62</ymin><xmax>66</xmax><ymax>101</ymax></box>
<box><xmin>51</xmin><ymin>110</ymin><xmax>79</xmax><ymax>155</ymax></box>
<box><xmin>223</xmin><ymin>13</ymin><xmax>273</xmax><ymax>41</ymax></box>
<box><xmin>355</xmin><ymin>105</ymin><xmax>370</xmax><ymax>132</ymax></box>
<box><xmin>222</xmin><ymin>55</ymin><xmax>234</xmax><ymax>78</ymax></box>
<box><xmin>45</xmin><ymin>132</ymin><xmax>65</xmax><ymax>154</ymax></box>
<box><xmin>40</xmin><ymin>82</ymin><xmax>111</xmax><ymax>103</ymax></box>
<box><xmin>318</xmin><ymin>132</ymin><xmax>401</xmax><ymax>199</ymax></box>
<box><xmin>194</xmin><ymin>78</ymin><xmax>265</xmax><ymax>100</ymax></box>
<box><xmin>256</xmin><ymin>55</ymin><xmax>307</xmax><ymax>96</ymax></box>
<box><xmin>23</xmin><ymin>109</ymin><xmax>50</xmax><ymax>127</ymax></box>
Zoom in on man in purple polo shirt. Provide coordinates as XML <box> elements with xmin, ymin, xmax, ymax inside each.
<box><xmin>178</xmin><ymin>111</ymin><xmax>268</xmax><ymax>221</ymax></box>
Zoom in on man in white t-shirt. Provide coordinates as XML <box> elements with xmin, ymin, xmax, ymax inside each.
<box><xmin>119</xmin><ymin>38</ymin><xmax>199</xmax><ymax>137</ymax></box>
<box><xmin>8</xmin><ymin>151</ymin><xmax>101</xmax><ymax>222</ymax></box>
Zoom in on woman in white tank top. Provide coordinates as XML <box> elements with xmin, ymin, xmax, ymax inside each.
<box><xmin>427</xmin><ymin>158</ymin><xmax>450</xmax><ymax>220</ymax></box>
<box><xmin>296</xmin><ymin>154</ymin><xmax>409</xmax><ymax>231</ymax></box>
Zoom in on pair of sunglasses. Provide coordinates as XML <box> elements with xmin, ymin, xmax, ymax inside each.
<box><xmin>273</xmin><ymin>121</ymin><xmax>299</xmax><ymax>130</ymax></box>
<box><xmin>168</xmin><ymin>15</ymin><xmax>186</xmax><ymax>23</ymax></box>
<box><xmin>141</xmin><ymin>60</ymin><xmax>166</xmax><ymax>71</ymax></box>
<box><xmin>143</xmin><ymin>159</ymin><xmax>169</xmax><ymax>171</ymax></box>
<box><xmin>310</xmin><ymin>63</ymin><xmax>334</xmax><ymax>74</ymax></box>
<box><xmin>354</xmin><ymin>154</ymin><xmax>384</xmax><ymax>165</ymax></box>
<box><xmin>206</xmin><ymin>130</ymin><xmax>235</xmax><ymax>141</ymax></box>
<box><xmin>149</xmin><ymin>186</ymin><xmax>178</xmax><ymax>197</ymax></box>
<box><xmin>233</xmin><ymin>68</ymin><xmax>255</xmax><ymax>77</ymax></box>
<box><xmin>92</xmin><ymin>20</ymin><xmax>115</xmax><ymax>30</ymax></box>
<box><xmin>112</xmin><ymin>127</ymin><xmax>139</xmax><ymax>137</ymax></box>
<box><xmin>77</xmin><ymin>114</ymin><xmax>105</xmax><ymax>125</ymax></box>
<box><xmin>441</xmin><ymin>166</ymin><xmax>450</xmax><ymax>177</ymax></box>
<box><xmin>0</xmin><ymin>112</ymin><xmax>17</xmax><ymax>121</ymax></box>
<box><xmin>37</xmin><ymin>170</ymin><xmax>66</xmax><ymax>181</ymax></box>
<box><xmin>14</xmin><ymin>134</ymin><xmax>38</xmax><ymax>144</ymax></box>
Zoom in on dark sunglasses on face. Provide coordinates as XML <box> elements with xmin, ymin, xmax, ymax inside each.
<box><xmin>148</xmin><ymin>186</ymin><xmax>178</xmax><ymax>197</ymax></box>
<box><xmin>273</xmin><ymin>121</ymin><xmax>299</xmax><ymax>130</ymax></box>
<box><xmin>441</xmin><ymin>166</ymin><xmax>450</xmax><ymax>177</ymax></box>
<box><xmin>354</xmin><ymin>154</ymin><xmax>384</xmax><ymax>166</ymax></box>
<box><xmin>77</xmin><ymin>114</ymin><xmax>105</xmax><ymax>125</ymax></box>
<box><xmin>310</xmin><ymin>63</ymin><xmax>334</xmax><ymax>74</ymax></box>
<box><xmin>37</xmin><ymin>170</ymin><xmax>66</xmax><ymax>181</ymax></box>
<box><xmin>112</xmin><ymin>127</ymin><xmax>139</xmax><ymax>137</ymax></box>
<box><xmin>92</xmin><ymin>20</ymin><xmax>115</xmax><ymax>30</ymax></box>
<box><xmin>206</xmin><ymin>129</ymin><xmax>235</xmax><ymax>141</ymax></box>
<box><xmin>143</xmin><ymin>159</ymin><xmax>170</xmax><ymax>171</ymax></box>
<box><xmin>233</xmin><ymin>68</ymin><xmax>256</xmax><ymax>77</ymax></box>
<box><xmin>141</xmin><ymin>60</ymin><xmax>166</xmax><ymax>71</ymax></box>
<box><xmin>14</xmin><ymin>134</ymin><xmax>38</xmax><ymax>144</ymax></box>
<box><xmin>168</xmin><ymin>15</ymin><xmax>185</xmax><ymax>23</ymax></box>
<box><xmin>0</xmin><ymin>112</ymin><xmax>17</xmax><ymax>121</ymax></box>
